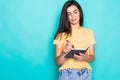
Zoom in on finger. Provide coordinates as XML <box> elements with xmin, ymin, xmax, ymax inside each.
<box><xmin>79</xmin><ymin>53</ymin><xmax>84</xmax><ymax>56</ymax></box>
<box><xmin>73</xmin><ymin>54</ymin><xmax>81</xmax><ymax>58</ymax></box>
<box><xmin>64</xmin><ymin>46</ymin><xmax>73</xmax><ymax>53</ymax></box>
<box><xmin>64</xmin><ymin>49</ymin><xmax>69</xmax><ymax>54</ymax></box>
<box><xmin>66</xmin><ymin>40</ymin><xmax>74</xmax><ymax>48</ymax></box>
<box><xmin>73</xmin><ymin>55</ymin><xmax>83</xmax><ymax>61</ymax></box>
<box><xmin>66</xmin><ymin>42</ymin><xmax>73</xmax><ymax>47</ymax></box>
<box><xmin>67</xmin><ymin>45</ymin><xmax>74</xmax><ymax>50</ymax></box>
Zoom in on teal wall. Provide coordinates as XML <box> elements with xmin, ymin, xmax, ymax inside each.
<box><xmin>0</xmin><ymin>0</ymin><xmax>120</xmax><ymax>80</ymax></box>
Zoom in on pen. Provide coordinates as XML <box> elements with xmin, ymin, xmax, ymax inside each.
<box><xmin>66</xmin><ymin>40</ymin><xmax>74</xmax><ymax>48</ymax></box>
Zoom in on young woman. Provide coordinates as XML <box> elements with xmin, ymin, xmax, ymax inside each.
<box><xmin>53</xmin><ymin>0</ymin><xmax>96</xmax><ymax>80</ymax></box>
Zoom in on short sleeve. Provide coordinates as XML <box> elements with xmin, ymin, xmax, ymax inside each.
<box><xmin>53</xmin><ymin>34</ymin><xmax>64</xmax><ymax>45</ymax></box>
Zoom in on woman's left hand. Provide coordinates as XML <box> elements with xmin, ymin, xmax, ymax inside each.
<box><xmin>73</xmin><ymin>45</ymin><xmax>95</xmax><ymax>62</ymax></box>
<box><xmin>73</xmin><ymin>53</ymin><xmax>87</xmax><ymax>61</ymax></box>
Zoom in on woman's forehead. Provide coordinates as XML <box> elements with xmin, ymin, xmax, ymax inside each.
<box><xmin>67</xmin><ymin>5</ymin><xmax>78</xmax><ymax>12</ymax></box>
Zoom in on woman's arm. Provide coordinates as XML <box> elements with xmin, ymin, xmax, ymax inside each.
<box><xmin>55</xmin><ymin>44</ymin><xmax>66</xmax><ymax>65</ymax></box>
<box><xmin>55</xmin><ymin>41</ymin><xmax>74</xmax><ymax>65</ymax></box>
<box><xmin>83</xmin><ymin>44</ymin><xmax>95</xmax><ymax>62</ymax></box>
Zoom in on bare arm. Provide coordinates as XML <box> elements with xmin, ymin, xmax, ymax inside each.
<box><xmin>55</xmin><ymin>44</ymin><xmax>66</xmax><ymax>65</ymax></box>
<box><xmin>55</xmin><ymin>41</ymin><xmax>73</xmax><ymax>65</ymax></box>
<box><xmin>83</xmin><ymin>44</ymin><xmax>95</xmax><ymax>62</ymax></box>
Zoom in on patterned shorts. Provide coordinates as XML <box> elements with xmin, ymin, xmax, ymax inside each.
<box><xmin>58</xmin><ymin>68</ymin><xmax>91</xmax><ymax>80</ymax></box>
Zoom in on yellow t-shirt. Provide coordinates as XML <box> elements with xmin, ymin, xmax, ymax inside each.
<box><xmin>53</xmin><ymin>27</ymin><xmax>96</xmax><ymax>71</ymax></box>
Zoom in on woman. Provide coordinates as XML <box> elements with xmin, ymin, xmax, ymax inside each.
<box><xmin>53</xmin><ymin>0</ymin><xmax>96</xmax><ymax>80</ymax></box>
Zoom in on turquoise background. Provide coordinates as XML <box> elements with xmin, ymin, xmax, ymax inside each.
<box><xmin>0</xmin><ymin>0</ymin><xmax>120</xmax><ymax>80</ymax></box>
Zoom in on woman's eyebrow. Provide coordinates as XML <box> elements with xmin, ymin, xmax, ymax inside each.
<box><xmin>73</xmin><ymin>9</ymin><xmax>78</xmax><ymax>12</ymax></box>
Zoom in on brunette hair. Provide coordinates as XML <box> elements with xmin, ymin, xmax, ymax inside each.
<box><xmin>54</xmin><ymin>0</ymin><xmax>83</xmax><ymax>39</ymax></box>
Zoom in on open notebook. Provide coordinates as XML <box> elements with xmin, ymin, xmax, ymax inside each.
<box><xmin>64</xmin><ymin>47</ymin><xmax>89</xmax><ymax>58</ymax></box>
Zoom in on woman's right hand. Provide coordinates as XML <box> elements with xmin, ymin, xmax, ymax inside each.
<box><xmin>63</xmin><ymin>40</ymin><xmax>74</xmax><ymax>55</ymax></box>
<box><xmin>55</xmin><ymin>40</ymin><xmax>74</xmax><ymax>65</ymax></box>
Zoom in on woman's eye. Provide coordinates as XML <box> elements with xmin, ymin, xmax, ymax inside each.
<box><xmin>74</xmin><ymin>11</ymin><xmax>78</xmax><ymax>14</ymax></box>
<box><xmin>67</xmin><ymin>13</ymin><xmax>71</xmax><ymax>16</ymax></box>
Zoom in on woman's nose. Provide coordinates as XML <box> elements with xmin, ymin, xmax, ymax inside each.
<box><xmin>71</xmin><ymin>13</ymin><xmax>75</xmax><ymax>18</ymax></box>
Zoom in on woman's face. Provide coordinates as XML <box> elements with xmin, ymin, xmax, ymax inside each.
<box><xmin>67</xmin><ymin>5</ymin><xmax>80</xmax><ymax>25</ymax></box>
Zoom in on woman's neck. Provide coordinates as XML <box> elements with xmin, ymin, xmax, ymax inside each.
<box><xmin>71</xmin><ymin>23</ymin><xmax>81</xmax><ymax>29</ymax></box>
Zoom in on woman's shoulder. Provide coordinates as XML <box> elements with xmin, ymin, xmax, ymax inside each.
<box><xmin>55</xmin><ymin>32</ymin><xmax>68</xmax><ymax>39</ymax></box>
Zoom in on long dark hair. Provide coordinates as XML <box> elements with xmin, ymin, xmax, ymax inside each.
<box><xmin>54</xmin><ymin>0</ymin><xmax>83</xmax><ymax>39</ymax></box>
